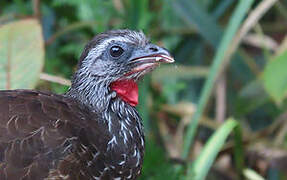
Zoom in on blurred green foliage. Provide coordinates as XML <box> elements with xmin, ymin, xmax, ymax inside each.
<box><xmin>1</xmin><ymin>0</ymin><xmax>287</xmax><ymax>179</ymax></box>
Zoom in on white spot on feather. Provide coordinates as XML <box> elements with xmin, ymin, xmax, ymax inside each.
<box><xmin>107</xmin><ymin>136</ymin><xmax>117</xmax><ymax>149</ymax></box>
<box><xmin>92</xmin><ymin>176</ymin><xmax>100</xmax><ymax>180</ymax></box>
<box><xmin>129</xmin><ymin>130</ymin><xmax>133</xmax><ymax>138</ymax></box>
<box><xmin>118</xmin><ymin>160</ymin><xmax>125</xmax><ymax>166</ymax></box>
<box><xmin>123</xmin><ymin>131</ymin><xmax>128</xmax><ymax>144</ymax></box>
<box><xmin>121</xmin><ymin>121</ymin><xmax>128</xmax><ymax>131</ymax></box>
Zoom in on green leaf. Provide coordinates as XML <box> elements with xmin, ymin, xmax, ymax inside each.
<box><xmin>52</xmin><ymin>0</ymin><xmax>115</xmax><ymax>33</ymax></box>
<box><xmin>235</xmin><ymin>80</ymin><xmax>268</xmax><ymax>116</ymax></box>
<box><xmin>0</xmin><ymin>19</ymin><xmax>44</xmax><ymax>89</ymax></box>
<box><xmin>124</xmin><ymin>0</ymin><xmax>153</xmax><ymax>30</ymax></box>
<box><xmin>263</xmin><ymin>50</ymin><xmax>287</xmax><ymax>104</ymax></box>
<box><xmin>187</xmin><ymin>118</ymin><xmax>240</xmax><ymax>180</ymax></box>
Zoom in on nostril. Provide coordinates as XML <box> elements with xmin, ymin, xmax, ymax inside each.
<box><xmin>149</xmin><ymin>47</ymin><xmax>158</xmax><ymax>52</ymax></box>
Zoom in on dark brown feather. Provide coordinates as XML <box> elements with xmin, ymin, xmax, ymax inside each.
<box><xmin>0</xmin><ymin>90</ymin><xmax>96</xmax><ymax>179</ymax></box>
<box><xmin>0</xmin><ymin>89</ymin><xmax>144</xmax><ymax>180</ymax></box>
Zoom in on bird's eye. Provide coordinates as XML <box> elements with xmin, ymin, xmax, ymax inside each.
<box><xmin>110</xmin><ymin>46</ymin><xmax>124</xmax><ymax>57</ymax></box>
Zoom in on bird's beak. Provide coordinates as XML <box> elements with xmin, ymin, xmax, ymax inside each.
<box><xmin>131</xmin><ymin>53</ymin><xmax>174</xmax><ymax>64</ymax></box>
<box><xmin>128</xmin><ymin>44</ymin><xmax>175</xmax><ymax>74</ymax></box>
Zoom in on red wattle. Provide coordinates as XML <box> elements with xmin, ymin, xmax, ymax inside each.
<box><xmin>110</xmin><ymin>80</ymin><xmax>138</xmax><ymax>106</ymax></box>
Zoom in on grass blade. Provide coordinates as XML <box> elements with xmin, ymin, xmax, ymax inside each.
<box><xmin>182</xmin><ymin>0</ymin><xmax>254</xmax><ymax>159</ymax></box>
<box><xmin>234</xmin><ymin>123</ymin><xmax>244</xmax><ymax>177</ymax></box>
<box><xmin>243</xmin><ymin>169</ymin><xmax>265</xmax><ymax>180</ymax></box>
<box><xmin>262</xmin><ymin>50</ymin><xmax>287</xmax><ymax>104</ymax></box>
<box><xmin>186</xmin><ymin>118</ymin><xmax>239</xmax><ymax>180</ymax></box>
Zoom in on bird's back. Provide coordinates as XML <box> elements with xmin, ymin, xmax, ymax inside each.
<box><xmin>0</xmin><ymin>89</ymin><xmax>100</xmax><ymax>179</ymax></box>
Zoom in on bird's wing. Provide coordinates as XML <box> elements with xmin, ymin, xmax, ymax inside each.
<box><xmin>0</xmin><ymin>90</ymin><xmax>95</xmax><ymax>179</ymax></box>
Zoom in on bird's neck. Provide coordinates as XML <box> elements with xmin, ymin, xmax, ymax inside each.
<box><xmin>66</xmin><ymin>72</ymin><xmax>145</xmax><ymax>149</ymax></box>
<box><xmin>66</xmin><ymin>76</ymin><xmax>143</xmax><ymax>130</ymax></box>
<box><xmin>66</xmin><ymin>72</ymin><xmax>145</xmax><ymax>170</ymax></box>
<box><xmin>66</xmin><ymin>70</ymin><xmax>140</xmax><ymax>110</ymax></box>
<box><xmin>66</xmin><ymin>71</ymin><xmax>113</xmax><ymax>111</ymax></box>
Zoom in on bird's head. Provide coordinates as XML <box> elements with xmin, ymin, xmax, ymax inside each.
<box><xmin>69</xmin><ymin>29</ymin><xmax>174</xmax><ymax>108</ymax></box>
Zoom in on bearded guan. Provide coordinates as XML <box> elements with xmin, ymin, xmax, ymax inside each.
<box><xmin>0</xmin><ymin>29</ymin><xmax>174</xmax><ymax>179</ymax></box>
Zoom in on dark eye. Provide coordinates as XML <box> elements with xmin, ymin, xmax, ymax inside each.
<box><xmin>110</xmin><ymin>45</ymin><xmax>124</xmax><ymax>57</ymax></box>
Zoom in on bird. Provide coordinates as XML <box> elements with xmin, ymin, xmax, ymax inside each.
<box><xmin>0</xmin><ymin>29</ymin><xmax>174</xmax><ymax>180</ymax></box>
